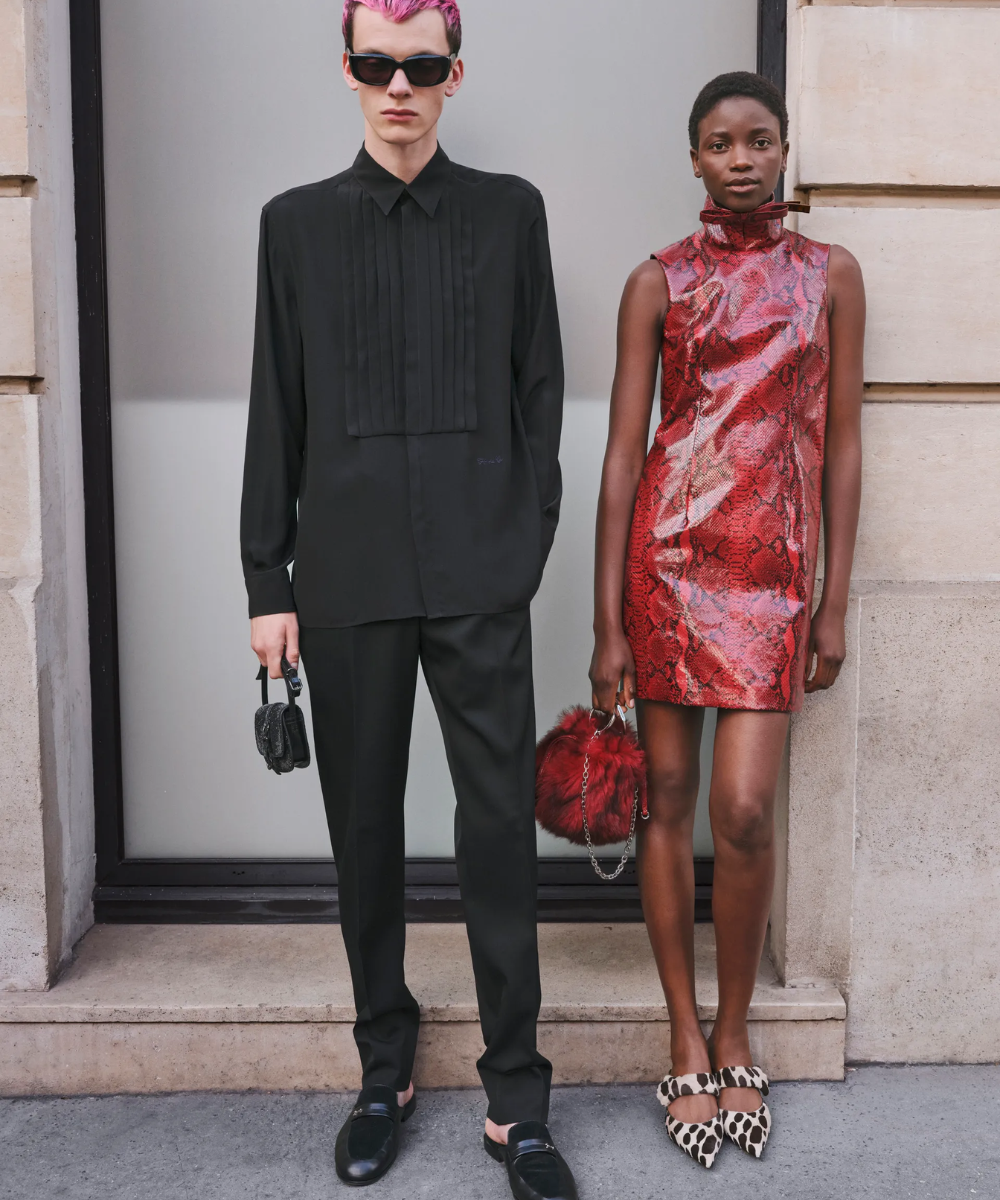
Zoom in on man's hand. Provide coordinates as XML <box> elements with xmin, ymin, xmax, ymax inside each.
<box><xmin>251</xmin><ymin>612</ymin><xmax>300</xmax><ymax>679</ymax></box>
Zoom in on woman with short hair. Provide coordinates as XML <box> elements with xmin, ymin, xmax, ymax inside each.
<box><xmin>590</xmin><ymin>71</ymin><xmax>865</xmax><ymax>1168</ymax></box>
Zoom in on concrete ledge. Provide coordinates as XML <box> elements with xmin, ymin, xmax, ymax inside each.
<box><xmin>0</xmin><ymin>924</ymin><xmax>845</xmax><ymax>1094</ymax></box>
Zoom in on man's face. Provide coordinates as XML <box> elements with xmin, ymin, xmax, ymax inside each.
<box><xmin>343</xmin><ymin>8</ymin><xmax>463</xmax><ymax>147</ymax></box>
<box><xmin>690</xmin><ymin>97</ymin><xmax>788</xmax><ymax>212</ymax></box>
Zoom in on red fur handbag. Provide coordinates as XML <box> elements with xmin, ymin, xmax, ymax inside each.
<box><xmin>535</xmin><ymin>706</ymin><xmax>648</xmax><ymax>880</ymax></box>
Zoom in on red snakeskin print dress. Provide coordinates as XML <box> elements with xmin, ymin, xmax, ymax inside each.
<box><xmin>623</xmin><ymin>199</ymin><xmax>830</xmax><ymax>713</ymax></box>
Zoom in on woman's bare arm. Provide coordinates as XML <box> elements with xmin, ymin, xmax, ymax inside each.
<box><xmin>807</xmin><ymin>244</ymin><xmax>865</xmax><ymax>692</ymax></box>
<box><xmin>589</xmin><ymin>260</ymin><xmax>668</xmax><ymax>713</ymax></box>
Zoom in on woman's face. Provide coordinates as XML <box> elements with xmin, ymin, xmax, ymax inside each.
<box><xmin>690</xmin><ymin>96</ymin><xmax>788</xmax><ymax>212</ymax></box>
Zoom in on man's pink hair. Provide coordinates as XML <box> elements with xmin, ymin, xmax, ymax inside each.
<box><xmin>343</xmin><ymin>0</ymin><xmax>462</xmax><ymax>55</ymax></box>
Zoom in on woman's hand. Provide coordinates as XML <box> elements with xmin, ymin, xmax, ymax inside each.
<box><xmin>804</xmin><ymin>604</ymin><xmax>846</xmax><ymax>693</ymax></box>
<box><xmin>590</xmin><ymin>626</ymin><xmax>637</xmax><ymax>715</ymax></box>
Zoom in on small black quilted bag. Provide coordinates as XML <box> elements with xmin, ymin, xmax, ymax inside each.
<box><xmin>254</xmin><ymin>657</ymin><xmax>311</xmax><ymax>774</ymax></box>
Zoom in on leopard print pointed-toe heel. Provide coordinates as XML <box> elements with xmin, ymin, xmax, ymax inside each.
<box><xmin>656</xmin><ymin>1071</ymin><xmax>723</xmax><ymax>1169</ymax></box>
<box><xmin>717</xmin><ymin>1065</ymin><xmax>771</xmax><ymax>1159</ymax></box>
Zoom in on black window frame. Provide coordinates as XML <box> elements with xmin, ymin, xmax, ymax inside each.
<box><xmin>71</xmin><ymin>0</ymin><xmax>783</xmax><ymax>924</ymax></box>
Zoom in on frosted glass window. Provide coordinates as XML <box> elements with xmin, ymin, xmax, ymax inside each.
<box><xmin>101</xmin><ymin>0</ymin><xmax>758</xmax><ymax>858</ymax></box>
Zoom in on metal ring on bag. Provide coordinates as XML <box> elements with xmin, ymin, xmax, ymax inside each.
<box><xmin>590</xmin><ymin>707</ymin><xmax>620</xmax><ymax>735</ymax></box>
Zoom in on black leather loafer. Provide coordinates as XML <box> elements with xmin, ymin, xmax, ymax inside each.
<box><xmin>335</xmin><ymin>1084</ymin><xmax>416</xmax><ymax>1186</ymax></box>
<box><xmin>484</xmin><ymin>1121</ymin><xmax>579</xmax><ymax>1200</ymax></box>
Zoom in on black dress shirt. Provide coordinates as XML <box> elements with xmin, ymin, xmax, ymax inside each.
<box><xmin>240</xmin><ymin>146</ymin><xmax>564</xmax><ymax>626</ymax></box>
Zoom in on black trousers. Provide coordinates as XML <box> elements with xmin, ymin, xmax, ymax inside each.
<box><xmin>299</xmin><ymin>609</ymin><xmax>551</xmax><ymax>1123</ymax></box>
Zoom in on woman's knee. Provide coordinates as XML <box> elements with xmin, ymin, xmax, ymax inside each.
<box><xmin>645</xmin><ymin>761</ymin><xmax>700</xmax><ymax>825</ymax></box>
<box><xmin>712</xmin><ymin>791</ymin><xmax>774</xmax><ymax>854</ymax></box>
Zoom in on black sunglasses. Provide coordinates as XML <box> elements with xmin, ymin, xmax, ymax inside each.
<box><xmin>348</xmin><ymin>52</ymin><xmax>455</xmax><ymax>88</ymax></box>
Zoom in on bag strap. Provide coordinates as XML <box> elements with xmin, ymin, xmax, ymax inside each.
<box><xmin>257</xmin><ymin>656</ymin><xmax>304</xmax><ymax>707</ymax></box>
<box><xmin>582</xmin><ymin>707</ymin><xmax>649</xmax><ymax>883</ymax></box>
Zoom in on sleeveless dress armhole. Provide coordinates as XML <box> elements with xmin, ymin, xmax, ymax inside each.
<box><xmin>649</xmin><ymin>252</ymin><xmax>673</xmax><ymax>319</ymax></box>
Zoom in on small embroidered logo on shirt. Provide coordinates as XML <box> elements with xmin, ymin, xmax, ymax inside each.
<box><xmin>477</xmin><ymin>456</ymin><xmax>504</xmax><ymax>466</ymax></box>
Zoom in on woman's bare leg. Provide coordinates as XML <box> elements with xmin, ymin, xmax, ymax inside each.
<box><xmin>706</xmin><ymin>708</ymin><xmax>789</xmax><ymax>1112</ymax></box>
<box><xmin>636</xmin><ymin>700</ymin><xmax>715</xmax><ymax>1124</ymax></box>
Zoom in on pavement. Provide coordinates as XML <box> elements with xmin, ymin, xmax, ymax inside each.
<box><xmin>1</xmin><ymin>1066</ymin><xmax>998</xmax><ymax>1200</ymax></box>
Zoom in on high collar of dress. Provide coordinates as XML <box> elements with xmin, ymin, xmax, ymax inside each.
<box><xmin>700</xmin><ymin>196</ymin><xmax>788</xmax><ymax>250</ymax></box>
<box><xmin>353</xmin><ymin>144</ymin><xmax>451</xmax><ymax>218</ymax></box>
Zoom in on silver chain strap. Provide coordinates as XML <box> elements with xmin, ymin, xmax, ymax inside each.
<box><xmin>581</xmin><ymin>708</ymin><xmax>645</xmax><ymax>882</ymax></box>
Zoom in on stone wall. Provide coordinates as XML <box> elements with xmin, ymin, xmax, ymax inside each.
<box><xmin>773</xmin><ymin>0</ymin><xmax>1000</xmax><ymax>1062</ymax></box>
<box><xmin>0</xmin><ymin>0</ymin><xmax>94</xmax><ymax>991</ymax></box>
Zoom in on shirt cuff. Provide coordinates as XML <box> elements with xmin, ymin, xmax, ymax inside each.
<box><xmin>246</xmin><ymin>567</ymin><xmax>296</xmax><ymax>618</ymax></box>
<box><xmin>540</xmin><ymin>496</ymin><xmax>560</xmax><ymax>565</ymax></box>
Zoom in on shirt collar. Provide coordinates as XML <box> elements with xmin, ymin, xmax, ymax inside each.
<box><xmin>352</xmin><ymin>144</ymin><xmax>451</xmax><ymax>217</ymax></box>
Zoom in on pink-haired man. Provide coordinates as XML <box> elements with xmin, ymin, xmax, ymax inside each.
<box><xmin>241</xmin><ymin>3</ymin><xmax>574</xmax><ymax>1197</ymax></box>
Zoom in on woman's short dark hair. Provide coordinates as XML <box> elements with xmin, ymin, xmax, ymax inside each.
<box><xmin>688</xmin><ymin>71</ymin><xmax>788</xmax><ymax>150</ymax></box>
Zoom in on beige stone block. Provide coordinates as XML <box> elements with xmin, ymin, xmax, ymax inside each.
<box><xmin>0</xmin><ymin>0</ymin><xmax>95</xmax><ymax>995</ymax></box>
<box><xmin>848</xmin><ymin>593</ymin><xmax>1000</xmax><ymax>1063</ymax></box>
<box><xmin>799</xmin><ymin>207</ymin><xmax>1000</xmax><ymax>384</ymax></box>
<box><xmin>0</xmin><ymin>582</ymin><xmax>47</xmax><ymax>992</ymax></box>
<box><xmin>420</xmin><ymin>1018</ymin><xmax>844</xmax><ymax>1089</ymax></box>
<box><xmin>0</xmin><ymin>0</ymin><xmax>29</xmax><ymax>176</ymax></box>
<box><xmin>0</xmin><ymin>197</ymin><xmax>35</xmax><ymax>376</ymax></box>
<box><xmin>0</xmin><ymin>1022</ymin><xmax>363</xmax><ymax>1096</ymax></box>
<box><xmin>744</xmin><ymin>1019</ymin><xmax>845</xmax><ymax>1085</ymax></box>
<box><xmin>1</xmin><ymin>922</ymin><xmax>845</xmax><ymax>1025</ymax></box>
<box><xmin>798</xmin><ymin>7</ymin><xmax>1000</xmax><ymax>188</ymax></box>
<box><xmin>775</xmin><ymin>598</ymin><xmax>859</xmax><ymax>988</ymax></box>
<box><xmin>544</xmin><ymin>1019</ymin><xmax>844</xmax><ymax>1086</ymax></box>
<box><xmin>853</xmin><ymin>405</ymin><xmax>1000</xmax><ymax>582</ymax></box>
<box><xmin>0</xmin><ymin>923</ymin><xmax>845</xmax><ymax>1091</ymax></box>
<box><xmin>0</xmin><ymin>1013</ymin><xmax>845</xmax><ymax>1096</ymax></box>
<box><xmin>0</xmin><ymin>394</ymin><xmax>39</xmax><ymax>576</ymax></box>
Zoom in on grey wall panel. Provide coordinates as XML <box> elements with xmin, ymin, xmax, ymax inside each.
<box><xmin>102</xmin><ymin>0</ymin><xmax>757</xmax><ymax>402</ymax></box>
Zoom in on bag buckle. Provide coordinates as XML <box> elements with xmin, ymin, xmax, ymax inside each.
<box><xmin>282</xmin><ymin>656</ymin><xmax>303</xmax><ymax>699</ymax></box>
